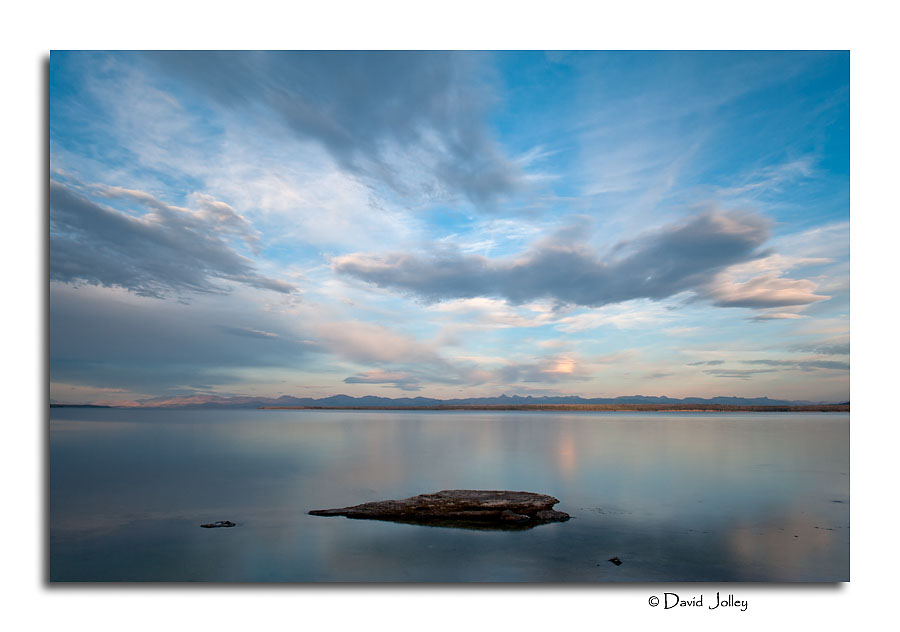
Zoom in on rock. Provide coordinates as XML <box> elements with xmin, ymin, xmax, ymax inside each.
<box><xmin>309</xmin><ymin>490</ymin><xmax>569</xmax><ymax>530</ymax></box>
<box><xmin>608</xmin><ymin>556</ymin><xmax>623</xmax><ymax>566</ymax></box>
<box><xmin>200</xmin><ymin>520</ymin><xmax>236</xmax><ymax>528</ymax></box>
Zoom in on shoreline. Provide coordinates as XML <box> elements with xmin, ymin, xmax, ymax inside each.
<box><xmin>257</xmin><ymin>404</ymin><xmax>850</xmax><ymax>413</ymax></box>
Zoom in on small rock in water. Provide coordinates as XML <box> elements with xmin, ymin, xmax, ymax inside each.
<box><xmin>200</xmin><ymin>520</ymin><xmax>236</xmax><ymax>528</ymax></box>
<box><xmin>608</xmin><ymin>556</ymin><xmax>623</xmax><ymax>566</ymax></box>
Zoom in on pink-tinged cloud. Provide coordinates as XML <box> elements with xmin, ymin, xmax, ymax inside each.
<box><xmin>706</xmin><ymin>273</ymin><xmax>829</xmax><ymax>308</ymax></box>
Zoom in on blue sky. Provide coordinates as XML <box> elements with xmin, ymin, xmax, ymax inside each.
<box><xmin>49</xmin><ymin>51</ymin><xmax>849</xmax><ymax>403</ymax></box>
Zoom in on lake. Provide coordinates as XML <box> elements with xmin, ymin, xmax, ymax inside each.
<box><xmin>49</xmin><ymin>408</ymin><xmax>849</xmax><ymax>582</ymax></box>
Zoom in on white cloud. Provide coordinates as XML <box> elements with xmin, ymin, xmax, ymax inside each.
<box><xmin>196</xmin><ymin>132</ymin><xmax>423</xmax><ymax>252</ymax></box>
<box><xmin>428</xmin><ymin>297</ymin><xmax>559</xmax><ymax>328</ymax></box>
<box><xmin>556</xmin><ymin>300</ymin><xmax>677</xmax><ymax>332</ymax></box>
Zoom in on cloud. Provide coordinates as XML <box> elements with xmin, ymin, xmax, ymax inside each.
<box><xmin>743</xmin><ymin>359</ymin><xmax>849</xmax><ymax>371</ymax></box>
<box><xmin>556</xmin><ymin>300</ymin><xmax>674</xmax><ymax>332</ymax></box>
<box><xmin>313</xmin><ymin>321</ymin><xmax>491</xmax><ymax>387</ymax></box>
<box><xmin>313</xmin><ymin>321</ymin><xmax>443</xmax><ymax>366</ymax></box>
<box><xmin>699</xmin><ymin>357</ymin><xmax>849</xmax><ymax>381</ymax></box>
<box><xmin>792</xmin><ymin>341</ymin><xmax>850</xmax><ymax>355</ymax></box>
<box><xmin>427</xmin><ymin>297</ymin><xmax>558</xmax><ymax>329</ymax></box>
<box><xmin>691</xmin><ymin>350</ymin><xmax>848</xmax><ymax>383</ymax></box>
<box><xmin>50</xmin><ymin>180</ymin><xmax>295</xmax><ymax>298</ymax></box>
<box><xmin>664</xmin><ymin>326</ymin><xmax>700</xmax><ymax>336</ymax></box>
<box><xmin>218</xmin><ymin>326</ymin><xmax>281</xmax><ymax>339</ymax></box>
<box><xmin>750</xmin><ymin>312</ymin><xmax>808</xmax><ymax>321</ymax></box>
<box><xmin>94</xmin><ymin>185</ymin><xmax>261</xmax><ymax>249</ymax></box>
<box><xmin>706</xmin><ymin>274</ymin><xmax>828</xmax><ymax>308</ymax></box>
<box><xmin>49</xmin><ymin>283</ymin><xmax>313</xmax><ymax>393</ymax></box>
<box><xmin>496</xmin><ymin>354</ymin><xmax>591</xmax><ymax>384</ymax></box>
<box><xmin>343</xmin><ymin>371</ymin><xmax>422</xmax><ymax>392</ymax></box>
<box><xmin>321</xmin><ymin>324</ymin><xmax>595</xmax><ymax>389</ymax></box>
<box><xmin>147</xmin><ymin>51</ymin><xmax>523</xmax><ymax>205</ymax></box>
<box><xmin>771</xmin><ymin>221</ymin><xmax>849</xmax><ymax>260</ymax></box>
<box><xmin>335</xmin><ymin>210</ymin><xmax>773</xmax><ymax>308</ymax></box>
<box><xmin>715</xmin><ymin>157</ymin><xmax>817</xmax><ymax>199</ymax></box>
<box><xmin>704</xmin><ymin>368</ymin><xmax>778</xmax><ymax>379</ymax></box>
<box><xmin>704</xmin><ymin>254</ymin><xmax>830</xmax><ymax>309</ymax></box>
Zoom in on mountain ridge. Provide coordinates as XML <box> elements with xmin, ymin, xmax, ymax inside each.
<box><xmin>72</xmin><ymin>393</ymin><xmax>847</xmax><ymax>409</ymax></box>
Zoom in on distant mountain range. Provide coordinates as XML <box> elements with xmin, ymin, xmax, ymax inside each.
<box><xmin>61</xmin><ymin>393</ymin><xmax>848</xmax><ymax>409</ymax></box>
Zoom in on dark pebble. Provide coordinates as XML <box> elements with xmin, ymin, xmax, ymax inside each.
<box><xmin>201</xmin><ymin>520</ymin><xmax>236</xmax><ymax>528</ymax></box>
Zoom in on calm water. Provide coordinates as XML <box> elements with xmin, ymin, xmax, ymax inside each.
<box><xmin>49</xmin><ymin>409</ymin><xmax>849</xmax><ymax>582</ymax></box>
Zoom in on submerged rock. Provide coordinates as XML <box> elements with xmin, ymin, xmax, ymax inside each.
<box><xmin>309</xmin><ymin>490</ymin><xmax>569</xmax><ymax>530</ymax></box>
<box><xmin>608</xmin><ymin>556</ymin><xmax>623</xmax><ymax>566</ymax></box>
<box><xmin>200</xmin><ymin>520</ymin><xmax>236</xmax><ymax>528</ymax></box>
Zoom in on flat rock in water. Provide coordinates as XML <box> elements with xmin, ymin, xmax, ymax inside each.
<box><xmin>309</xmin><ymin>490</ymin><xmax>569</xmax><ymax>530</ymax></box>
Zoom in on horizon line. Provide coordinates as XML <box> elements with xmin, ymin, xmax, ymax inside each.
<box><xmin>50</xmin><ymin>391</ymin><xmax>851</xmax><ymax>407</ymax></box>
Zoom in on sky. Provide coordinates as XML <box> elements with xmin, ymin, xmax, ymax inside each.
<box><xmin>49</xmin><ymin>51</ymin><xmax>849</xmax><ymax>404</ymax></box>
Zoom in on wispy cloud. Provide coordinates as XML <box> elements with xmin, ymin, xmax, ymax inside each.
<box><xmin>147</xmin><ymin>51</ymin><xmax>524</xmax><ymax>206</ymax></box>
<box><xmin>218</xmin><ymin>326</ymin><xmax>281</xmax><ymax>340</ymax></box>
<box><xmin>704</xmin><ymin>368</ymin><xmax>778</xmax><ymax>379</ymax></box>
<box><xmin>791</xmin><ymin>341</ymin><xmax>850</xmax><ymax>355</ymax></box>
<box><xmin>313</xmin><ymin>321</ymin><xmax>444</xmax><ymax>366</ymax></box>
<box><xmin>714</xmin><ymin>157</ymin><xmax>817</xmax><ymax>199</ymax></box>
<box><xmin>556</xmin><ymin>300</ymin><xmax>676</xmax><ymax>332</ymax></box>
<box><xmin>743</xmin><ymin>359</ymin><xmax>849</xmax><ymax>371</ymax></box>
<box><xmin>343</xmin><ymin>370</ymin><xmax>423</xmax><ymax>392</ymax></box>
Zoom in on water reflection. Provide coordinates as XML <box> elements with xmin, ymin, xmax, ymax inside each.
<box><xmin>50</xmin><ymin>409</ymin><xmax>849</xmax><ymax>582</ymax></box>
<box><xmin>314</xmin><ymin>515</ymin><xmax>565</xmax><ymax>531</ymax></box>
